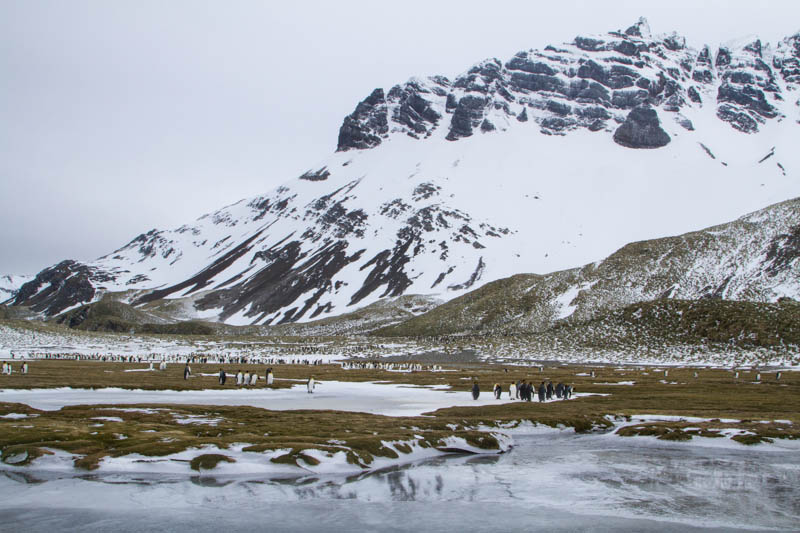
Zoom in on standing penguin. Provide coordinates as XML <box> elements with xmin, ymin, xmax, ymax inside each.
<box><xmin>494</xmin><ymin>383</ymin><xmax>502</xmax><ymax>400</ymax></box>
<box><xmin>307</xmin><ymin>376</ymin><xmax>315</xmax><ymax>394</ymax></box>
<box><xmin>236</xmin><ymin>370</ymin><xmax>243</xmax><ymax>386</ymax></box>
<box><xmin>218</xmin><ymin>368</ymin><xmax>226</xmax><ymax>385</ymax></box>
<box><xmin>538</xmin><ymin>382</ymin><xmax>546</xmax><ymax>402</ymax></box>
<box><xmin>509</xmin><ymin>382</ymin><xmax>516</xmax><ymax>400</ymax></box>
<box><xmin>244</xmin><ymin>372</ymin><xmax>251</xmax><ymax>386</ymax></box>
<box><xmin>183</xmin><ymin>362</ymin><xmax>191</xmax><ymax>380</ymax></box>
<box><xmin>472</xmin><ymin>381</ymin><xmax>480</xmax><ymax>400</ymax></box>
<box><xmin>22</xmin><ymin>362</ymin><xmax>28</xmax><ymax>375</ymax></box>
<box><xmin>267</xmin><ymin>368</ymin><xmax>274</xmax><ymax>386</ymax></box>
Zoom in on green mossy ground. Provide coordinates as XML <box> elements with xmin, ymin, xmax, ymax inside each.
<box><xmin>1</xmin><ymin>360</ymin><xmax>798</xmax><ymax>471</ymax></box>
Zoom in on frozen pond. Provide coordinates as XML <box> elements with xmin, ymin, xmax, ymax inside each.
<box><xmin>1</xmin><ymin>430</ymin><xmax>797</xmax><ymax>531</ymax></box>
<box><xmin>0</xmin><ymin>382</ymin><xmax>594</xmax><ymax>417</ymax></box>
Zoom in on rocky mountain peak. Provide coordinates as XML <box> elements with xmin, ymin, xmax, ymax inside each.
<box><xmin>624</xmin><ymin>17</ymin><xmax>652</xmax><ymax>39</ymax></box>
<box><xmin>333</xmin><ymin>19</ymin><xmax>798</xmax><ymax>151</ymax></box>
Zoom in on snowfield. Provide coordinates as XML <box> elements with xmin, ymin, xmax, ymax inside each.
<box><xmin>0</xmin><ymin>381</ymin><xmax>596</xmax><ymax>417</ymax></box>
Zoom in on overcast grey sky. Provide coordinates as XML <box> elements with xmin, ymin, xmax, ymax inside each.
<box><xmin>1</xmin><ymin>0</ymin><xmax>798</xmax><ymax>275</ymax></box>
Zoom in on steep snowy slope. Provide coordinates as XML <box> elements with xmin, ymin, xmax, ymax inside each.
<box><xmin>7</xmin><ymin>19</ymin><xmax>800</xmax><ymax>325</ymax></box>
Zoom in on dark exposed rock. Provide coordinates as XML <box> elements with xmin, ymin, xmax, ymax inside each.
<box><xmin>675</xmin><ymin>114</ymin><xmax>694</xmax><ymax>131</ymax></box>
<box><xmin>614</xmin><ymin>40</ymin><xmax>640</xmax><ymax>57</ymax></box>
<box><xmin>624</xmin><ymin>19</ymin><xmax>650</xmax><ymax>38</ymax></box>
<box><xmin>696</xmin><ymin>46</ymin><xmax>712</xmax><ymax>66</ymax></box>
<box><xmin>588</xmin><ymin>119</ymin><xmax>606</xmax><ymax>131</ymax></box>
<box><xmin>717</xmin><ymin>84</ymin><xmax>777</xmax><ymax>118</ymax></box>
<box><xmin>446</xmin><ymin>95</ymin><xmax>487</xmax><ymax>140</ymax></box>
<box><xmin>318</xmin><ymin>203</ymin><xmax>368</xmax><ymax>239</ymax></box>
<box><xmin>716</xmin><ymin>104</ymin><xmax>759</xmax><ymax>133</ymax></box>
<box><xmin>412</xmin><ymin>182</ymin><xmax>441</xmax><ymax>201</ymax></box>
<box><xmin>775</xmin><ymin>36</ymin><xmax>800</xmax><ymax>83</ymax></box>
<box><xmin>509</xmin><ymin>72</ymin><xmax>564</xmax><ymax>93</ymax></box>
<box><xmin>762</xmin><ymin>224</ymin><xmax>800</xmax><ymax>277</ymax></box>
<box><xmin>431</xmin><ymin>266</ymin><xmax>455</xmax><ymax>289</ymax></box>
<box><xmin>446</xmin><ymin>93</ymin><xmax>458</xmax><ymax>113</ymax></box>
<box><xmin>517</xmin><ymin>107</ymin><xmax>529</xmax><ymax>122</ymax></box>
<box><xmin>687</xmin><ymin>86</ymin><xmax>702</xmax><ymax>104</ymax></box>
<box><xmin>10</xmin><ymin>260</ymin><xmax>101</xmax><ymax>316</ymax></box>
<box><xmin>663</xmin><ymin>93</ymin><xmax>686</xmax><ymax>112</ymax></box>
<box><xmin>299</xmin><ymin>167</ymin><xmax>331</xmax><ymax>182</ymax></box>
<box><xmin>541</xmin><ymin>117</ymin><xmax>572</xmax><ymax>132</ymax></box>
<box><xmin>336</xmin><ymin>88</ymin><xmax>389</xmax><ymax>151</ymax></box>
<box><xmin>698</xmin><ymin>143</ymin><xmax>716</xmax><ymax>159</ymax></box>
<box><xmin>577</xmin><ymin>60</ymin><xmax>638</xmax><ymax>89</ymax></box>
<box><xmin>758</xmin><ymin>148</ymin><xmax>775</xmax><ymax>163</ymax></box>
<box><xmin>505</xmin><ymin>55</ymin><xmax>557</xmax><ymax>75</ymax></box>
<box><xmin>612</xmin><ymin>89</ymin><xmax>649</xmax><ymax>109</ymax></box>
<box><xmin>575</xmin><ymin>106</ymin><xmax>610</xmax><ymax>120</ymax></box>
<box><xmin>613</xmin><ymin>106</ymin><xmax>671</xmax><ymax>149</ymax></box>
<box><xmin>725</xmin><ymin>71</ymin><xmax>755</xmax><ymax>85</ymax></box>
<box><xmin>381</xmin><ymin>198</ymin><xmax>411</xmax><ymax>219</ymax></box>
<box><xmin>448</xmin><ymin>257</ymin><xmax>485</xmax><ymax>290</ymax></box>
<box><xmin>575</xmin><ymin>36</ymin><xmax>605</xmax><ymax>52</ymax></box>
<box><xmin>663</xmin><ymin>33</ymin><xmax>685</xmax><ymax>51</ymax></box>
<box><xmin>546</xmin><ymin>100</ymin><xmax>571</xmax><ymax>116</ymax></box>
<box><xmin>567</xmin><ymin>80</ymin><xmax>611</xmax><ymax>104</ymax></box>
<box><xmin>387</xmin><ymin>83</ymin><xmax>441</xmax><ymax>137</ymax></box>
<box><xmin>453</xmin><ymin>59</ymin><xmax>503</xmax><ymax>93</ymax></box>
<box><xmin>480</xmin><ymin>119</ymin><xmax>496</xmax><ymax>132</ymax></box>
<box><xmin>350</xmin><ymin>239</ymin><xmax>414</xmax><ymax>306</ymax></box>
<box><xmin>715</xmin><ymin>47</ymin><xmax>732</xmax><ymax>68</ymax></box>
<box><xmin>743</xmin><ymin>39</ymin><xmax>762</xmax><ymax>57</ymax></box>
<box><xmin>692</xmin><ymin>69</ymin><xmax>713</xmax><ymax>84</ymax></box>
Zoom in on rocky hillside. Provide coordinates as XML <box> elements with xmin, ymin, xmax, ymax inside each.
<box><xmin>53</xmin><ymin>299</ymin><xmax>215</xmax><ymax>335</ymax></box>
<box><xmin>541</xmin><ymin>298</ymin><xmax>800</xmax><ymax>352</ymax></box>
<box><xmin>377</xmin><ymin>197</ymin><xmax>800</xmax><ymax>336</ymax></box>
<box><xmin>6</xmin><ymin>18</ymin><xmax>800</xmax><ymax>325</ymax></box>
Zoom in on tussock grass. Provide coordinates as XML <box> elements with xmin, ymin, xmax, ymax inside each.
<box><xmin>1</xmin><ymin>361</ymin><xmax>798</xmax><ymax>470</ymax></box>
<box><xmin>190</xmin><ymin>453</ymin><xmax>236</xmax><ymax>471</ymax></box>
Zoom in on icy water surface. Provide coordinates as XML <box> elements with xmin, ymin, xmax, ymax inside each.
<box><xmin>1</xmin><ymin>432</ymin><xmax>798</xmax><ymax>532</ymax></box>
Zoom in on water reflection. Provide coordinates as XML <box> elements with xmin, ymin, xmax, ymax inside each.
<box><xmin>1</xmin><ymin>434</ymin><xmax>798</xmax><ymax>530</ymax></box>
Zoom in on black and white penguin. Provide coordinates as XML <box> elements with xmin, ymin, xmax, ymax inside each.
<box><xmin>307</xmin><ymin>376</ymin><xmax>315</xmax><ymax>393</ymax></box>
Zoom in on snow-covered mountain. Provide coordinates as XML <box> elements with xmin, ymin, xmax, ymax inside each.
<box><xmin>7</xmin><ymin>18</ymin><xmax>800</xmax><ymax>325</ymax></box>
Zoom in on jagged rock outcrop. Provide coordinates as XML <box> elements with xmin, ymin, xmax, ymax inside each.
<box><xmin>613</xmin><ymin>106</ymin><xmax>671</xmax><ymax>148</ymax></box>
<box><xmin>9</xmin><ymin>261</ymin><xmax>112</xmax><ymax>316</ymax></box>
<box><xmin>337</xmin><ymin>89</ymin><xmax>389</xmax><ymax>151</ymax></box>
